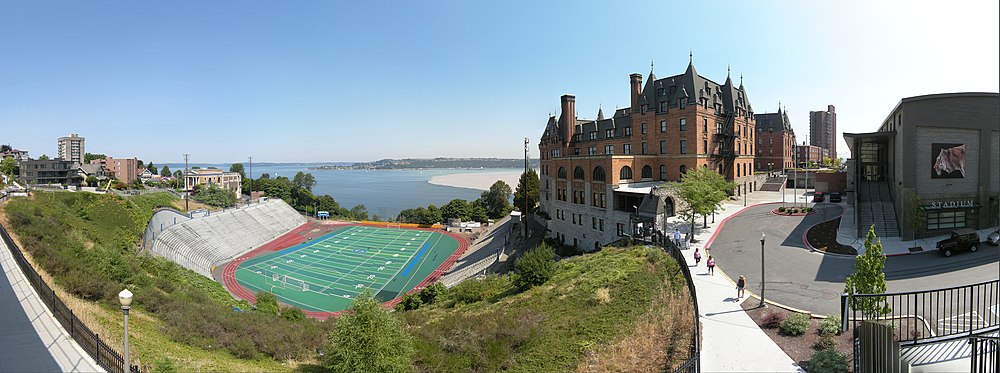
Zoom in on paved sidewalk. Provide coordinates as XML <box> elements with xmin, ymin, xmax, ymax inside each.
<box><xmin>1</xmin><ymin>237</ymin><xmax>104</xmax><ymax>372</ymax></box>
<box><xmin>664</xmin><ymin>190</ymin><xmax>805</xmax><ymax>372</ymax></box>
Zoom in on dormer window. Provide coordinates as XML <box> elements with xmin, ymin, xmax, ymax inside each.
<box><xmin>669</xmin><ymin>86</ymin><xmax>676</xmax><ymax>94</ymax></box>
<box><xmin>657</xmin><ymin>88</ymin><xmax>665</xmax><ymax>96</ymax></box>
<box><xmin>641</xmin><ymin>104</ymin><xmax>647</xmax><ymax>114</ymax></box>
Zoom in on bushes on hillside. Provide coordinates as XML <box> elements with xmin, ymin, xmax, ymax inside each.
<box><xmin>808</xmin><ymin>348</ymin><xmax>849</xmax><ymax>373</ymax></box>
<box><xmin>514</xmin><ymin>242</ymin><xmax>556</xmax><ymax>290</ymax></box>
<box><xmin>191</xmin><ymin>185</ymin><xmax>237</xmax><ymax>208</ymax></box>
<box><xmin>325</xmin><ymin>291</ymin><xmax>414</xmax><ymax>373</ymax></box>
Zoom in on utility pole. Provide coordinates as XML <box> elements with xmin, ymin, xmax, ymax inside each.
<box><xmin>184</xmin><ymin>153</ymin><xmax>189</xmax><ymax>211</ymax></box>
<box><xmin>523</xmin><ymin>137</ymin><xmax>529</xmax><ymax>238</ymax></box>
<box><xmin>248</xmin><ymin>156</ymin><xmax>253</xmax><ymax>205</ymax></box>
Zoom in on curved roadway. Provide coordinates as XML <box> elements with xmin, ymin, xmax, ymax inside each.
<box><xmin>709</xmin><ymin>203</ymin><xmax>1000</xmax><ymax>316</ymax></box>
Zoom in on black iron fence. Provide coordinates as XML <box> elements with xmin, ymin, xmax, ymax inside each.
<box><xmin>970</xmin><ymin>335</ymin><xmax>1000</xmax><ymax>373</ymax></box>
<box><xmin>0</xmin><ymin>224</ymin><xmax>140</xmax><ymax>373</ymax></box>
<box><xmin>661</xmin><ymin>239</ymin><xmax>700</xmax><ymax>373</ymax></box>
<box><xmin>841</xmin><ymin>279</ymin><xmax>1000</xmax><ymax>347</ymax></box>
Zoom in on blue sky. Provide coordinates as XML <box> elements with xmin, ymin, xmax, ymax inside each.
<box><xmin>1</xmin><ymin>1</ymin><xmax>997</xmax><ymax>163</ymax></box>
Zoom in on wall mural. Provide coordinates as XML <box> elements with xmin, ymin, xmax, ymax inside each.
<box><xmin>932</xmin><ymin>143</ymin><xmax>966</xmax><ymax>178</ymax></box>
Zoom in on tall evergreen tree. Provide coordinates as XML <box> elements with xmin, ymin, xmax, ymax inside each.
<box><xmin>513</xmin><ymin>168</ymin><xmax>540</xmax><ymax>214</ymax></box>
<box><xmin>844</xmin><ymin>225</ymin><xmax>891</xmax><ymax>319</ymax></box>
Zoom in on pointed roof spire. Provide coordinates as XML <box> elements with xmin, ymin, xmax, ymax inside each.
<box><xmin>597</xmin><ymin>105</ymin><xmax>605</xmax><ymax>121</ymax></box>
<box><xmin>689</xmin><ymin>50</ymin><xmax>693</xmax><ymax>64</ymax></box>
<box><xmin>739</xmin><ymin>73</ymin><xmax>744</xmax><ymax>88</ymax></box>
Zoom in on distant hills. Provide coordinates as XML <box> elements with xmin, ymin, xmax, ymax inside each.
<box><xmin>309</xmin><ymin>157</ymin><xmax>540</xmax><ymax>170</ymax></box>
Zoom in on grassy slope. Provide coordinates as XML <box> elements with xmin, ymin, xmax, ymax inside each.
<box><xmin>0</xmin><ymin>192</ymin><xmax>289</xmax><ymax>372</ymax></box>
<box><xmin>404</xmin><ymin>246</ymin><xmax>695</xmax><ymax>372</ymax></box>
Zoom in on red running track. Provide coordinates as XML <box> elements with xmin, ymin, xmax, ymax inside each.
<box><xmin>221</xmin><ymin>222</ymin><xmax>469</xmax><ymax>319</ymax></box>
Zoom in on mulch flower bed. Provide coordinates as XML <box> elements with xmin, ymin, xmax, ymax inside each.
<box><xmin>741</xmin><ymin>299</ymin><xmax>855</xmax><ymax>371</ymax></box>
<box><xmin>806</xmin><ymin>216</ymin><xmax>858</xmax><ymax>255</ymax></box>
<box><xmin>771</xmin><ymin>208</ymin><xmax>816</xmax><ymax>216</ymax></box>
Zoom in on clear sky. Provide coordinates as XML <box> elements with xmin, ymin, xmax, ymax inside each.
<box><xmin>1</xmin><ymin>1</ymin><xmax>997</xmax><ymax>163</ymax></box>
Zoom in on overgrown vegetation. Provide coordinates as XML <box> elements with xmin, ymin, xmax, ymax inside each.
<box><xmin>401</xmin><ymin>246</ymin><xmax>695</xmax><ymax>372</ymax></box>
<box><xmin>808</xmin><ymin>348</ymin><xmax>849</xmax><ymax>373</ymax></box>
<box><xmin>2</xmin><ymin>192</ymin><xmax>331</xmax><ymax>369</ymax></box>
<box><xmin>325</xmin><ymin>291</ymin><xmax>414</xmax><ymax>373</ymax></box>
<box><xmin>513</xmin><ymin>242</ymin><xmax>556</xmax><ymax>290</ymax></box>
<box><xmin>190</xmin><ymin>184</ymin><xmax>238</xmax><ymax>208</ymax></box>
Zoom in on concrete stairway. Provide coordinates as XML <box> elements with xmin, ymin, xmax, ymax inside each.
<box><xmin>858</xmin><ymin>182</ymin><xmax>900</xmax><ymax>237</ymax></box>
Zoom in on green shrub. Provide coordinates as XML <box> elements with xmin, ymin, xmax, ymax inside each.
<box><xmin>808</xmin><ymin>348</ymin><xmax>849</xmax><ymax>373</ymax></box>
<box><xmin>282</xmin><ymin>306</ymin><xmax>306</xmax><ymax>322</ymax></box>
<box><xmin>514</xmin><ymin>242</ymin><xmax>557</xmax><ymax>290</ymax></box>
<box><xmin>818</xmin><ymin>316</ymin><xmax>842</xmax><ymax>336</ymax></box>
<box><xmin>325</xmin><ymin>291</ymin><xmax>414</xmax><ymax>373</ymax></box>
<box><xmin>152</xmin><ymin>356</ymin><xmax>178</xmax><ymax>373</ymax></box>
<box><xmin>778</xmin><ymin>206</ymin><xmax>786</xmax><ymax>212</ymax></box>
<box><xmin>813</xmin><ymin>334</ymin><xmax>837</xmax><ymax>350</ymax></box>
<box><xmin>780</xmin><ymin>312</ymin><xmax>811</xmax><ymax>336</ymax></box>
<box><xmin>418</xmin><ymin>282</ymin><xmax>445</xmax><ymax>305</ymax></box>
<box><xmin>395</xmin><ymin>292</ymin><xmax>423</xmax><ymax>311</ymax></box>
<box><xmin>254</xmin><ymin>292</ymin><xmax>280</xmax><ymax>315</ymax></box>
<box><xmin>447</xmin><ymin>274</ymin><xmax>514</xmax><ymax>305</ymax></box>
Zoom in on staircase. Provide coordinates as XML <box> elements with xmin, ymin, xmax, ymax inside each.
<box><xmin>857</xmin><ymin>182</ymin><xmax>900</xmax><ymax>238</ymax></box>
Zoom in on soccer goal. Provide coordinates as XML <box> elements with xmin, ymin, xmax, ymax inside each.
<box><xmin>387</xmin><ymin>222</ymin><xmax>401</xmax><ymax>229</ymax></box>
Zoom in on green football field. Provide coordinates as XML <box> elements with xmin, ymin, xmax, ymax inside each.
<box><xmin>233</xmin><ymin>225</ymin><xmax>461</xmax><ymax>313</ymax></box>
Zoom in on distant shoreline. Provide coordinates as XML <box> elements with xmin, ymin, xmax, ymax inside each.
<box><xmin>427</xmin><ymin>171</ymin><xmax>521</xmax><ymax>191</ymax></box>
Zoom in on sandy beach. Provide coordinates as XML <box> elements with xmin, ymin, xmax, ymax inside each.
<box><xmin>428</xmin><ymin>171</ymin><xmax>522</xmax><ymax>191</ymax></box>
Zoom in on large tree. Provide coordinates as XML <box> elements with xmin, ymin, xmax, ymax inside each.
<box><xmin>38</xmin><ymin>154</ymin><xmax>49</xmax><ymax>160</ymax></box>
<box><xmin>674</xmin><ymin>166</ymin><xmax>734</xmax><ymax>240</ymax></box>
<box><xmin>844</xmin><ymin>225</ymin><xmax>891</xmax><ymax>319</ymax></box>
<box><xmin>83</xmin><ymin>153</ymin><xmax>106</xmax><ymax>163</ymax></box>
<box><xmin>292</xmin><ymin>171</ymin><xmax>317</xmax><ymax>192</ymax></box>
<box><xmin>0</xmin><ymin>157</ymin><xmax>16</xmax><ymax>177</ymax></box>
<box><xmin>324</xmin><ymin>291</ymin><xmax>414</xmax><ymax>373</ymax></box>
<box><xmin>513</xmin><ymin>168</ymin><xmax>540</xmax><ymax>214</ymax></box>
<box><xmin>480</xmin><ymin>180</ymin><xmax>513</xmax><ymax>219</ymax></box>
<box><xmin>160</xmin><ymin>165</ymin><xmax>171</xmax><ymax>177</ymax></box>
<box><xmin>441</xmin><ymin>199</ymin><xmax>470</xmax><ymax>222</ymax></box>
<box><xmin>229</xmin><ymin>163</ymin><xmax>246</xmax><ymax>179</ymax></box>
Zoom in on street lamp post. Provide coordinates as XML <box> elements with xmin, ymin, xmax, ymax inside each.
<box><xmin>743</xmin><ymin>181</ymin><xmax>748</xmax><ymax>206</ymax></box>
<box><xmin>118</xmin><ymin>289</ymin><xmax>133</xmax><ymax>371</ymax></box>
<box><xmin>758</xmin><ymin>233</ymin><xmax>766</xmax><ymax>308</ymax></box>
<box><xmin>633</xmin><ymin>205</ymin><xmax>640</xmax><ymax>244</ymax></box>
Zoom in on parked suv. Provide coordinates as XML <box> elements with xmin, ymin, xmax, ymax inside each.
<box><xmin>829</xmin><ymin>192</ymin><xmax>842</xmax><ymax>203</ymax></box>
<box><xmin>936</xmin><ymin>228</ymin><xmax>981</xmax><ymax>257</ymax></box>
<box><xmin>812</xmin><ymin>192</ymin><xmax>825</xmax><ymax>202</ymax></box>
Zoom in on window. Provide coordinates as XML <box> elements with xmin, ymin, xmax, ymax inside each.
<box><xmin>599</xmin><ymin>219</ymin><xmax>604</xmax><ymax>231</ymax></box>
<box><xmin>624</xmin><ymin>127</ymin><xmax>632</xmax><ymax>136</ymax></box>
<box><xmin>588</xmin><ymin>146</ymin><xmax>596</xmax><ymax>155</ymax></box>
<box><xmin>659</xmin><ymin>102</ymin><xmax>667</xmax><ymax>112</ymax></box>
<box><xmin>641</xmin><ymin>122</ymin><xmax>647</xmax><ymax>134</ymax></box>
<box><xmin>769</xmin><ymin>149</ymin><xmax>773</xmax><ymax>156</ymax></box>
<box><xmin>641</xmin><ymin>142</ymin><xmax>647</xmax><ymax>154</ymax></box>
<box><xmin>769</xmin><ymin>138</ymin><xmax>773</xmax><ymax>145</ymax></box>
<box><xmin>716</xmin><ymin>122</ymin><xmax>723</xmax><ymax>134</ymax></box>
<box><xmin>680</xmin><ymin>165</ymin><xmax>687</xmax><ymax>174</ymax></box>
<box><xmin>557</xmin><ymin>189</ymin><xmax>566</xmax><ymax>201</ymax></box>
<box><xmin>623</xmin><ymin>144</ymin><xmax>631</xmax><ymax>154</ymax></box>
<box><xmin>590</xmin><ymin>132</ymin><xmax>598</xmax><ymax>140</ymax></box>
<box><xmin>593</xmin><ymin>166</ymin><xmax>606</xmax><ymax>181</ymax></box>
<box><xmin>679</xmin><ymin>118</ymin><xmax>687</xmax><ymax>131</ymax></box>
<box><xmin>620</xmin><ymin>166</ymin><xmax>633</xmax><ymax>180</ymax></box>
<box><xmin>659</xmin><ymin>165</ymin><xmax>667</xmax><ymax>181</ymax></box>
<box><xmin>680</xmin><ymin>140</ymin><xmax>687</xmax><ymax>154</ymax></box>
<box><xmin>657</xmin><ymin>88</ymin><xmax>664</xmax><ymax>96</ymax></box>
<box><xmin>593</xmin><ymin>217</ymin><xmax>598</xmax><ymax>229</ymax></box>
<box><xmin>573</xmin><ymin>166</ymin><xmax>585</xmax><ymax>180</ymax></box>
<box><xmin>703</xmin><ymin>140</ymin><xmax>707</xmax><ymax>153</ymax></box>
<box><xmin>572</xmin><ymin>213</ymin><xmax>577</xmax><ymax>224</ymax></box>
<box><xmin>641</xmin><ymin>105</ymin><xmax>647</xmax><ymax>114</ymax></box>
<box><xmin>558</xmin><ymin>167</ymin><xmax>566</xmax><ymax>179</ymax></box>
<box><xmin>758</xmin><ymin>138</ymin><xmax>762</xmax><ymax>145</ymax></box>
<box><xmin>605</xmin><ymin>145</ymin><xmax>614</xmax><ymax>154</ymax></box>
<box><xmin>927</xmin><ymin>211</ymin><xmax>967</xmax><ymax>230</ymax></box>
<box><xmin>679</xmin><ymin>100</ymin><xmax>686</xmax><ymax>109</ymax></box>
<box><xmin>659</xmin><ymin>140</ymin><xmax>666</xmax><ymax>154</ymax></box>
<box><xmin>641</xmin><ymin>165</ymin><xmax>652</xmax><ymax>179</ymax></box>
<box><xmin>703</xmin><ymin>118</ymin><xmax>708</xmax><ymax>132</ymax></box>
<box><xmin>617</xmin><ymin>223</ymin><xmax>626</xmax><ymax>236</ymax></box>
<box><xmin>660</xmin><ymin>120</ymin><xmax>666</xmax><ymax>132</ymax></box>
<box><xmin>606</xmin><ymin>129</ymin><xmax>614</xmax><ymax>138</ymax></box>
<box><xmin>574</xmin><ymin>148</ymin><xmax>580</xmax><ymax>156</ymax></box>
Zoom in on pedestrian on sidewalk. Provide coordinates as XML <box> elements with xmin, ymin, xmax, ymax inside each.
<box><xmin>736</xmin><ymin>275</ymin><xmax>746</xmax><ymax>298</ymax></box>
<box><xmin>706</xmin><ymin>255</ymin><xmax>715</xmax><ymax>275</ymax></box>
<box><xmin>673</xmin><ymin>229</ymin><xmax>681</xmax><ymax>246</ymax></box>
<box><xmin>693</xmin><ymin>248</ymin><xmax>702</xmax><ymax>265</ymax></box>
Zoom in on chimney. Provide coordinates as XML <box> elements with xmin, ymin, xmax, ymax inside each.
<box><xmin>828</xmin><ymin>104</ymin><xmax>835</xmax><ymax>113</ymax></box>
<box><xmin>559</xmin><ymin>94</ymin><xmax>576</xmax><ymax>145</ymax></box>
<box><xmin>630</xmin><ymin>73</ymin><xmax>642</xmax><ymax>113</ymax></box>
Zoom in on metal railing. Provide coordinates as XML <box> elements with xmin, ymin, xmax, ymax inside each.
<box><xmin>1</xmin><ymin>224</ymin><xmax>140</xmax><ymax>373</ymax></box>
<box><xmin>841</xmin><ymin>279</ymin><xmax>999</xmax><ymax>347</ymax></box>
<box><xmin>970</xmin><ymin>335</ymin><xmax>1000</xmax><ymax>373</ymax></box>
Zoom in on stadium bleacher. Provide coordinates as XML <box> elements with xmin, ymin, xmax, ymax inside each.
<box><xmin>149</xmin><ymin>199</ymin><xmax>307</xmax><ymax>278</ymax></box>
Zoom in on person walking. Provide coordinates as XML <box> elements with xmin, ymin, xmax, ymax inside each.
<box><xmin>673</xmin><ymin>229</ymin><xmax>681</xmax><ymax>246</ymax></box>
<box><xmin>706</xmin><ymin>255</ymin><xmax>715</xmax><ymax>275</ymax></box>
<box><xmin>736</xmin><ymin>275</ymin><xmax>746</xmax><ymax>299</ymax></box>
<box><xmin>693</xmin><ymin>248</ymin><xmax>702</xmax><ymax>265</ymax></box>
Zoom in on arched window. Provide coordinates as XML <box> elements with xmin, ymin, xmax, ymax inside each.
<box><xmin>593</xmin><ymin>166</ymin><xmax>606</xmax><ymax>182</ymax></box>
<box><xmin>557</xmin><ymin>167</ymin><xmax>566</xmax><ymax>179</ymax></box>
<box><xmin>573</xmin><ymin>166</ymin><xmax>585</xmax><ymax>180</ymax></box>
<box><xmin>659</xmin><ymin>165</ymin><xmax>667</xmax><ymax>181</ymax></box>
<box><xmin>641</xmin><ymin>165</ymin><xmax>652</xmax><ymax>179</ymax></box>
<box><xmin>679</xmin><ymin>164</ymin><xmax>687</xmax><ymax>174</ymax></box>
<box><xmin>620</xmin><ymin>166</ymin><xmax>633</xmax><ymax>180</ymax></box>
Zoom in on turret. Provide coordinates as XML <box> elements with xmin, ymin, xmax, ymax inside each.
<box><xmin>630</xmin><ymin>73</ymin><xmax>642</xmax><ymax>113</ymax></box>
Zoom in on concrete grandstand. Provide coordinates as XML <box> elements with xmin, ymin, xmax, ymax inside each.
<box><xmin>147</xmin><ymin>199</ymin><xmax>306</xmax><ymax>278</ymax></box>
